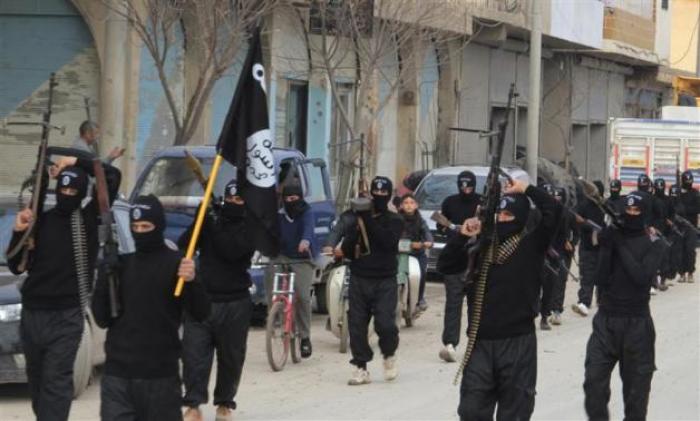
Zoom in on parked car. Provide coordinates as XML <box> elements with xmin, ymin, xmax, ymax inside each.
<box><xmin>112</xmin><ymin>146</ymin><xmax>336</xmax><ymax>317</ymax></box>
<box><xmin>0</xmin><ymin>198</ymin><xmax>106</xmax><ymax>397</ymax></box>
<box><xmin>413</xmin><ymin>165</ymin><xmax>530</xmax><ymax>279</ymax></box>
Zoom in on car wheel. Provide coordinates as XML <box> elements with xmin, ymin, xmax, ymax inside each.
<box><xmin>73</xmin><ymin>319</ymin><xmax>93</xmax><ymax>398</ymax></box>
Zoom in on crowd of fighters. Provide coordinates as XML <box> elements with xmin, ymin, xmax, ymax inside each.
<box><xmin>5</xmin><ymin>126</ymin><xmax>699</xmax><ymax>420</ymax></box>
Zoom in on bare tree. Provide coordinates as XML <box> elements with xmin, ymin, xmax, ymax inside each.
<box><xmin>290</xmin><ymin>0</ymin><xmax>466</xmax><ymax>207</ymax></box>
<box><xmin>109</xmin><ymin>0</ymin><xmax>277</xmax><ymax>145</ymax></box>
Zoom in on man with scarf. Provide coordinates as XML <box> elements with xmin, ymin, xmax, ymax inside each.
<box><xmin>653</xmin><ymin>178</ymin><xmax>675</xmax><ymax>288</ymax></box>
<box><xmin>341</xmin><ymin>176</ymin><xmax>404</xmax><ymax>386</ymax></box>
<box><xmin>677</xmin><ymin>170</ymin><xmax>700</xmax><ymax>283</ymax></box>
<box><xmin>572</xmin><ymin>181</ymin><xmax>605</xmax><ymax>317</ymax></box>
<box><xmin>265</xmin><ymin>183</ymin><xmax>316</xmax><ymax>357</ymax></box>
<box><xmin>7</xmin><ymin>156</ymin><xmax>120</xmax><ymax>420</ymax></box>
<box><xmin>446</xmin><ymin>178</ymin><xmax>560</xmax><ymax>420</ymax></box>
<box><xmin>178</xmin><ymin>179</ymin><xmax>256</xmax><ymax>421</ymax></box>
<box><xmin>436</xmin><ymin>170</ymin><xmax>481</xmax><ymax>363</ymax></box>
<box><xmin>92</xmin><ymin>195</ymin><xmax>210</xmax><ymax>420</ymax></box>
<box><xmin>583</xmin><ymin>192</ymin><xmax>665</xmax><ymax>420</ymax></box>
<box><xmin>541</xmin><ymin>186</ymin><xmax>578</xmax><ymax>329</ymax></box>
<box><xmin>605</xmin><ymin>179</ymin><xmax>625</xmax><ymax>214</ymax></box>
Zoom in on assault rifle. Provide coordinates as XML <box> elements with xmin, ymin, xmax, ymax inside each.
<box><xmin>455</xmin><ymin>83</ymin><xmax>517</xmax><ymax>384</ymax></box>
<box><xmin>545</xmin><ymin>247</ymin><xmax>580</xmax><ymax>283</ymax></box>
<box><xmin>5</xmin><ymin>73</ymin><xmax>59</xmax><ymax>271</ymax></box>
<box><xmin>93</xmin><ymin>159</ymin><xmax>120</xmax><ymax>318</ymax></box>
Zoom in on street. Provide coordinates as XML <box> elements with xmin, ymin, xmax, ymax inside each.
<box><xmin>0</xmin><ymin>277</ymin><xmax>698</xmax><ymax>420</ymax></box>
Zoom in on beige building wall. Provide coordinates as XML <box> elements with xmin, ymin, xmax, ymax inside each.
<box><xmin>670</xmin><ymin>0</ymin><xmax>700</xmax><ymax>74</ymax></box>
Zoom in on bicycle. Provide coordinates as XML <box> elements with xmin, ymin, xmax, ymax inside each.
<box><xmin>265</xmin><ymin>263</ymin><xmax>302</xmax><ymax>372</ymax></box>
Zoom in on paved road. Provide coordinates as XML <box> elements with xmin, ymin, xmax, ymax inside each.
<box><xmin>1</xmin><ymin>277</ymin><xmax>698</xmax><ymax>420</ymax></box>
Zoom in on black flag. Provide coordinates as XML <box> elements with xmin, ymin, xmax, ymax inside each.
<box><xmin>217</xmin><ymin>29</ymin><xmax>279</xmax><ymax>256</ymax></box>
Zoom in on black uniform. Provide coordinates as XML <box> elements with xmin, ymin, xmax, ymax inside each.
<box><xmin>93</xmin><ymin>195</ymin><xmax>210</xmax><ymax>421</ymax></box>
<box><xmin>436</xmin><ymin>171</ymin><xmax>481</xmax><ymax>348</ymax></box>
<box><xmin>541</xmin><ymin>188</ymin><xmax>579</xmax><ymax>319</ymax></box>
<box><xmin>6</xmin><ymin>159</ymin><xmax>120</xmax><ymax>421</ymax></box>
<box><xmin>453</xmin><ymin>185</ymin><xmax>560</xmax><ymax>420</ymax></box>
<box><xmin>605</xmin><ymin>179</ymin><xmax>625</xmax><ymax>215</ymax></box>
<box><xmin>574</xmin><ymin>197</ymin><xmax>605</xmax><ymax>309</ymax></box>
<box><xmin>341</xmin><ymin>177</ymin><xmax>403</xmax><ymax>369</ymax></box>
<box><xmin>178</xmin><ymin>180</ymin><xmax>256</xmax><ymax>412</ymax></box>
<box><xmin>653</xmin><ymin>179</ymin><xmax>675</xmax><ymax>281</ymax></box>
<box><xmin>668</xmin><ymin>185</ymin><xmax>684</xmax><ymax>278</ymax></box>
<box><xmin>678</xmin><ymin>172</ymin><xmax>700</xmax><ymax>276</ymax></box>
<box><xmin>584</xmin><ymin>192</ymin><xmax>664</xmax><ymax>420</ymax></box>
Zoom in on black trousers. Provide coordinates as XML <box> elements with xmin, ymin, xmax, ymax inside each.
<box><xmin>442</xmin><ymin>272</ymin><xmax>467</xmax><ymax>346</ymax></box>
<box><xmin>348</xmin><ymin>275</ymin><xmax>399</xmax><ymax>367</ymax></box>
<box><xmin>584</xmin><ymin>312</ymin><xmax>655</xmax><ymax>421</ymax></box>
<box><xmin>458</xmin><ymin>333</ymin><xmax>537</xmax><ymax>421</ymax></box>
<box><xmin>20</xmin><ymin>307</ymin><xmax>83</xmax><ymax>421</ymax></box>
<box><xmin>541</xmin><ymin>262</ymin><xmax>556</xmax><ymax>318</ymax></box>
<box><xmin>681</xmin><ymin>228</ymin><xmax>697</xmax><ymax>274</ymax></box>
<box><xmin>551</xmin><ymin>253</ymin><xmax>572</xmax><ymax>313</ymax></box>
<box><xmin>182</xmin><ymin>297</ymin><xmax>252</xmax><ymax>410</ymax></box>
<box><xmin>416</xmin><ymin>253</ymin><xmax>428</xmax><ymax>303</ymax></box>
<box><xmin>101</xmin><ymin>374</ymin><xmax>182</xmax><ymax>421</ymax></box>
<box><xmin>669</xmin><ymin>232</ymin><xmax>684</xmax><ymax>278</ymax></box>
<box><xmin>577</xmin><ymin>248</ymin><xmax>599</xmax><ymax>307</ymax></box>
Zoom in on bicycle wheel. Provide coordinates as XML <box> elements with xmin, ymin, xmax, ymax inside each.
<box><xmin>339</xmin><ymin>303</ymin><xmax>349</xmax><ymax>354</ymax></box>
<box><xmin>290</xmin><ymin>329</ymin><xmax>302</xmax><ymax>363</ymax></box>
<box><xmin>266</xmin><ymin>301</ymin><xmax>289</xmax><ymax>371</ymax></box>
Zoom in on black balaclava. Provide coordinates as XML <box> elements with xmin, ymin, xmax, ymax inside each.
<box><xmin>282</xmin><ymin>183</ymin><xmax>308</xmax><ymax>219</ymax></box>
<box><xmin>542</xmin><ymin>183</ymin><xmax>554</xmax><ymax>196</ymax></box>
<box><xmin>593</xmin><ymin>180</ymin><xmax>605</xmax><ymax>198</ymax></box>
<box><xmin>610</xmin><ymin>179</ymin><xmax>621</xmax><ymax>200</ymax></box>
<box><xmin>682</xmin><ymin>170</ymin><xmax>694</xmax><ymax>190</ymax></box>
<box><xmin>130</xmin><ymin>195</ymin><xmax>166</xmax><ymax>252</ymax></box>
<box><xmin>669</xmin><ymin>184</ymin><xmax>680</xmax><ymax>198</ymax></box>
<box><xmin>654</xmin><ymin>178</ymin><xmax>666</xmax><ymax>198</ymax></box>
<box><xmin>370</xmin><ymin>176</ymin><xmax>393</xmax><ymax>213</ymax></box>
<box><xmin>496</xmin><ymin>193</ymin><xmax>530</xmax><ymax>239</ymax></box>
<box><xmin>622</xmin><ymin>192</ymin><xmax>647</xmax><ymax>234</ymax></box>
<box><xmin>554</xmin><ymin>187</ymin><xmax>566</xmax><ymax>203</ymax></box>
<box><xmin>55</xmin><ymin>166</ymin><xmax>88</xmax><ymax>215</ymax></box>
<box><xmin>457</xmin><ymin>171</ymin><xmax>477</xmax><ymax>198</ymax></box>
<box><xmin>222</xmin><ymin>178</ymin><xmax>246</xmax><ymax>222</ymax></box>
<box><xmin>637</xmin><ymin>174</ymin><xmax>651</xmax><ymax>193</ymax></box>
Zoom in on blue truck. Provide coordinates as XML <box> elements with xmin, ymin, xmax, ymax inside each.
<box><xmin>112</xmin><ymin>146</ymin><xmax>336</xmax><ymax>321</ymax></box>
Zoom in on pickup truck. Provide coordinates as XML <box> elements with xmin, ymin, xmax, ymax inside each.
<box><xmin>112</xmin><ymin>146</ymin><xmax>336</xmax><ymax>317</ymax></box>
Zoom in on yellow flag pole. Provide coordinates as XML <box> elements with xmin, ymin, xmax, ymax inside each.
<box><xmin>174</xmin><ymin>154</ymin><xmax>224</xmax><ymax>297</ymax></box>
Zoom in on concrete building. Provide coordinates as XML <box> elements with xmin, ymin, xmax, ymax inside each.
<box><xmin>0</xmin><ymin>0</ymin><xmax>693</xmax><ymax>198</ymax></box>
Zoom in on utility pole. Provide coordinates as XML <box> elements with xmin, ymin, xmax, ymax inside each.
<box><xmin>526</xmin><ymin>0</ymin><xmax>542</xmax><ymax>182</ymax></box>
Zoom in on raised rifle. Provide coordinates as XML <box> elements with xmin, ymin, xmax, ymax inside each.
<box><xmin>454</xmin><ymin>83</ymin><xmax>517</xmax><ymax>384</ymax></box>
<box><xmin>5</xmin><ymin>73</ymin><xmax>58</xmax><ymax>271</ymax></box>
<box><xmin>93</xmin><ymin>159</ymin><xmax>120</xmax><ymax>318</ymax></box>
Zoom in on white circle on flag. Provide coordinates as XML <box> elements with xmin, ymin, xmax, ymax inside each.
<box><xmin>62</xmin><ymin>175</ymin><xmax>70</xmax><ymax>186</ymax></box>
<box><xmin>133</xmin><ymin>208</ymin><xmax>142</xmax><ymax>220</ymax></box>
<box><xmin>627</xmin><ymin>197</ymin><xmax>634</xmax><ymax>206</ymax></box>
<box><xmin>246</xmin><ymin>129</ymin><xmax>275</xmax><ymax>188</ymax></box>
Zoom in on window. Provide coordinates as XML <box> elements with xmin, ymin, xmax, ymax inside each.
<box><xmin>286</xmin><ymin>81</ymin><xmax>308</xmax><ymax>154</ymax></box>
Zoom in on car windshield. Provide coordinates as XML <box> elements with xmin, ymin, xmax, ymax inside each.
<box><xmin>139</xmin><ymin>157</ymin><xmax>237</xmax><ymax>199</ymax></box>
<box><xmin>414</xmin><ymin>173</ymin><xmax>487</xmax><ymax>210</ymax></box>
<box><xmin>0</xmin><ymin>208</ymin><xmax>17</xmax><ymax>266</ymax></box>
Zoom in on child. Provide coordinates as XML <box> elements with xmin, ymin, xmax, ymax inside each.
<box><xmin>398</xmin><ymin>194</ymin><xmax>433</xmax><ymax>311</ymax></box>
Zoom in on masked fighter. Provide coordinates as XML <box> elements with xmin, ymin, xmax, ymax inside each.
<box><xmin>265</xmin><ymin>183</ymin><xmax>316</xmax><ymax>357</ymax></box>
<box><xmin>7</xmin><ymin>156</ymin><xmax>120</xmax><ymax>421</ymax></box>
<box><xmin>605</xmin><ymin>179</ymin><xmax>625</xmax><ymax>214</ymax></box>
<box><xmin>677</xmin><ymin>171</ymin><xmax>699</xmax><ymax>283</ymax></box>
<box><xmin>179</xmin><ymin>179</ymin><xmax>256</xmax><ymax>421</ymax></box>
<box><xmin>92</xmin><ymin>195</ymin><xmax>210</xmax><ymax>420</ymax></box>
<box><xmin>342</xmin><ymin>176</ymin><xmax>404</xmax><ymax>386</ymax></box>
<box><xmin>445</xmin><ymin>179</ymin><xmax>560</xmax><ymax>420</ymax></box>
<box><xmin>583</xmin><ymin>192</ymin><xmax>665</xmax><ymax>420</ymax></box>
<box><xmin>436</xmin><ymin>171</ymin><xmax>482</xmax><ymax>363</ymax></box>
<box><xmin>540</xmin><ymin>186</ymin><xmax>579</xmax><ymax>329</ymax></box>
<box><xmin>572</xmin><ymin>181</ymin><xmax>605</xmax><ymax>317</ymax></box>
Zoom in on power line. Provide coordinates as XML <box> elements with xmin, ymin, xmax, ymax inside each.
<box><xmin>671</xmin><ymin>8</ymin><xmax>700</xmax><ymax>66</ymax></box>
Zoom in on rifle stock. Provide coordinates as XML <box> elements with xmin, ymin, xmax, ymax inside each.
<box><xmin>93</xmin><ymin>160</ymin><xmax>120</xmax><ymax>319</ymax></box>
